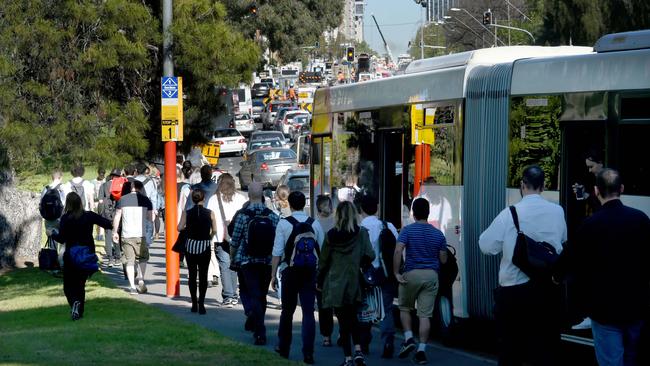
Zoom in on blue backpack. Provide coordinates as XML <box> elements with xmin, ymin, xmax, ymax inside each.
<box><xmin>69</xmin><ymin>246</ymin><xmax>99</xmax><ymax>274</ymax></box>
<box><xmin>283</xmin><ymin>216</ymin><xmax>319</xmax><ymax>268</ymax></box>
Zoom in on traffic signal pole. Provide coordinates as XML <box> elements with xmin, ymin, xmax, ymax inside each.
<box><xmin>163</xmin><ymin>0</ymin><xmax>180</xmax><ymax>298</ymax></box>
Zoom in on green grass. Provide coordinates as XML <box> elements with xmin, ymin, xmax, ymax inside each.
<box><xmin>0</xmin><ymin>268</ymin><xmax>296</xmax><ymax>366</ymax></box>
<box><xmin>15</xmin><ymin>165</ymin><xmax>99</xmax><ymax>193</ymax></box>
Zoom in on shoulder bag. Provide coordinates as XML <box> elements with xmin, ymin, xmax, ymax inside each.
<box><xmin>509</xmin><ymin>206</ymin><xmax>559</xmax><ymax>281</ymax></box>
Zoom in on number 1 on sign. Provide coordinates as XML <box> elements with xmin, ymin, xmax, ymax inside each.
<box><xmin>162</xmin><ymin>125</ymin><xmax>177</xmax><ymax>141</ymax></box>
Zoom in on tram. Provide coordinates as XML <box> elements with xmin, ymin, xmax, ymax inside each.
<box><xmin>309</xmin><ymin>30</ymin><xmax>650</xmax><ymax>344</ymax></box>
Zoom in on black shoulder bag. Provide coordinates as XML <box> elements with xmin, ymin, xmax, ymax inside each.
<box><xmin>509</xmin><ymin>206</ymin><xmax>559</xmax><ymax>281</ymax></box>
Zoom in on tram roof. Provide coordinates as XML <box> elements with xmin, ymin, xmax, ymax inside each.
<box><xmin>316</xmin><ymin>46</ymin><xmax>591</xmax><ymax>114</ymax></box>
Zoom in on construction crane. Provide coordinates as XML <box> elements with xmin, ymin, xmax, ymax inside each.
<box><xmin>371</xmin><ymin>14</ymin><xmax>395</xmax><ymax>66</ymax></box>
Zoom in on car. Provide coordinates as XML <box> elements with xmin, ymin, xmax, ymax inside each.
<box><xmin>237</xmin><ymin>148</ymin><xmax>300</xmax><ymax>189</ymax></box>
<box><xmin>245</xmin><ymin>138</ymin><xmax>284</xmax><ymax>157</ymax></box>
<box><xmin>211</xmin><ymin>128</ymin><xmax>247</xmax><ymax>156</ymax></box>
<box><xmin>250</xmin><ymin>130</ymin><xmax>288</xmax><ymax>146</ymax></box>
<box><xmin>251</xmin><ymin>82</ymin><xmax>272</xmax><ymax>98</ymax></box>
<box><xmin>275</xmin><ymin>110</ymin><xmax>310</xmax><ymax>138</ymax></box>
<box><xmin>290</xmin><ymin>114</ymin><xmax>311</xmax><ymax>142</ymax></box>
<box><xmin>261</xmin><ymin>100</ymin><xmax>294</xmax><ymax>129</ymax></box>
<box><xmin>278</xmin><ymin>168</ymin><xmax>310</xmax><ymax>210</ymax></box>
<box><xmin>231</xmin><ymin>113</ymin><xmax>255</xmax><ymax>136</ymax></box>
<box><xmin>251</xmin><ymin>99</ymin><xmax>265</xmax><ymax>122</ymax></box>
<box><xmin>290</xmin><ymin>134</ymin><xmax>311</xmax><ymax>165</ymax></box>
<box><xmin>270</xmin><ymin>106</ymin><xmax>300</xmax><ymax>133</ymax></box>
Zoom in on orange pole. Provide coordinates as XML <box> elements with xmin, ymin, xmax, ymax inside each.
<box><xmin>423</xmin><ymin>144</ymin><xmax>431</xmax><ymax>179</ymax></box>
<box><xmin>164</xmin><ymin>141</ymin><xmax>179</xmax><ymax>297</ymax></box>
<box><xmin>414</xmin><ymin>144</ymin><xmax>423</xmax><ymax>198</ymax></box>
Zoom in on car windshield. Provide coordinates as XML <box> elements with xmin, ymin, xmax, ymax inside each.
<box><xmin>287</xmin><ymin>113</ymin><xmax>308</xmax><ymax>122</ymax></box>
<box><xmin>235</xmin><ymin>114</ymin><xmax>250</xmax><ymax>120</ymax></box>
<box><xmin>252</xmin><ymin>132</ymin><xmax>284</xmax><ymax>141</ymax></box>
<box><xmin>249</xmin><ymin>140</ymin><xmax>282</xmax><ymax>150</ymax></box>
<box><xmin>214</xmin><ymin>129</ymin><xmax>240</xmax><ymax>138</ymax></box>
<box><xmin>253</xmin><ymin>100</ymin><xmax>264</xmax><ymax>107</ymax></box>
<box><xmin>287</xmin><ymin>176</ymin><xmax>309</xmax><ymax>193</ymax></box>
<box><xmin>294</xmin><ymin>116</ymin><xmax>308</xmax><ymax>124</ymax></box>
<box><xmin>256</xmin><ymin>150</ymin><xmax>296</xmax><ymax>162</ymax></box>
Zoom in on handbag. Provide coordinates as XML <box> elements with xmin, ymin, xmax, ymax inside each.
<box><xmin>39</xmin><ymin>237</ymin><xmax>60</xmax><ymax>271</ymax></box>
<box><xmin>357</xmin><ymin>286</ymin><xmax>385</xmax><ymax>323</ymax></box>
<box><xmin>509</xmin><ymin>206</ymin><xmax>559</xmax><ymax>281</ymax></box>
<box><xmin>172</xmin><ymin>230</ymin><xmax>187</xmax><ymax>254</ymax></box>
<box><xmin>69</xmin><ymin>245</ymin><xmax>99</xmax><ymax>274</ymax></box>
<box><xmin>360</xmin><ymin>265</ymin><xmax>386</xmax><ymax>288</ymax></box>
<box><xmin>216</xmin><ymin>192</ymin><xmax>231</xmax><ymax>253</ymax></box>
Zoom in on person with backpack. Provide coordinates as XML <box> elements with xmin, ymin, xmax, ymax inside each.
<box><xmin>359</xmin><ymin>194</ymin><xmax>399</xmax><ymax>359</ymax></box>
<box><xmin>40</xmin><ymin>170</ymin><xmax>66</xmax><ymax>269</ymax></box>
<box><xmin>315</xmin><ymin>195</ymin><xmax>335</xmax><ymax>347</ymax></box>
<box><xmin>91</xmin><ymin>168</ymin><xmax>106</xmax><ymax>241</ymax></box>
<box><xmin>229</xmin><ymin>182</ymin><xmax>280</xmax><ymax>346</ymax></box>
<box><xmin>206</xmin><ymin>173</ymin><xmax>247</xmax><ymax>307</ymax></box>
<box><xmin>317</xmin><ymin>201</ymin><xmax>375</xmax><ymax>366</ymax></box>
<box><xmin>271</xmin><ymin>191</ymin><xmax>324</xmax><ymax>364</ymax></box>
<box><xmin>135</xmin><ymin>162</ymin><xmax>158</xmax><ymax>246</ymax></box>
<box><xmin>98</xmin><ymin>169</ymin><xmax>124</xmax><ymax>266</ymax></box>
<box><xmin>62</xmin><ymin>165</ymin><xmax>95</xmax><ymax>212</ymax></box>
<box><xmin>48</xmin><ymin>192</ymin><xmax>113</xmax><ymax>320</ymax></box>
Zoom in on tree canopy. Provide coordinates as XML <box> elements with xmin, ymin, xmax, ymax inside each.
<box><xmin>0</xmin><ymin>0</ymin><xmax>259</xmax><ymax>174</ymax></box>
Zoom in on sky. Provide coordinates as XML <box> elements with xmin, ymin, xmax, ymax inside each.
<box><xmin>364</xmin><ymin>0</ymin><xmax>423</xmax><ymax>57</ymax></box>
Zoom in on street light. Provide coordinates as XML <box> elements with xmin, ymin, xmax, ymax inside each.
<box><xmin>413</xmin><ymin>0</ymin><xmax>428</xmax><ymax>59</ymax></box>
<box><xmin>449</xmin><ymin>7</ymin><xmax>505</xmax><ymax>47</ymax></box>
<box><xmin>489</xmin><ymin>23</ymin><xmax>536</xmax><ymax>44</ymax></box>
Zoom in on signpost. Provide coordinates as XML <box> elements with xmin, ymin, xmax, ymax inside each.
<box><xmin>161</xmin><ymin>76</ymin><xmax>183</xmax><ymax>142</ymax></box>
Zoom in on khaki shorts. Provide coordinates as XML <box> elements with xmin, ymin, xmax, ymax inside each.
<box><xmin>121</xmin><ymin>237</ymin><xmax>149</xmax><ymax>265</ymax></box>
<box><xmin>398</xmin><ymin>269</ymin><xmax>439</xmax><ymax>318</ymax></box>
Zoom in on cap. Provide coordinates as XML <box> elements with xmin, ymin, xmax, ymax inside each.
<box><xmin>110</xmin><ymin>168</ymin><xmax>122</xmax><ymax>177</ymax></box>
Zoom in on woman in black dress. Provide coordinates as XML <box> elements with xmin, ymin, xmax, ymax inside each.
<box><xmin>49</xmin><ymin>192</ymin><xmax>112</xmax><ymax>320</ymax></box>
<box><xmin>178</xmin><ymin>189</ymin><xmax>218</xmax><ymax>314</ymax></box>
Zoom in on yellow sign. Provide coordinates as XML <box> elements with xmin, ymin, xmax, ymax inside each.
<box><xmin>201</xmin><ymin>142</ymin><xmax>221</xmax><ymax>166</ymax></box>
<box><xmin>410</xmin><ymin>104</ymin><xmax>435</xmax><ymax>145</ymax></box>
<box><xmin>161</xmin><ymin>77</ymin><xmax>184</xmax><ymax>141</ymax></box>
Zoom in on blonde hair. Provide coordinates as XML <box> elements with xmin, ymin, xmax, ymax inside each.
<box><xmin>275</xmin><ymin>185</ymin><xmax>290</xmax><ymax>209</ymax></box>
<box><xmin>335</xmin><ymin>201</ymin><xmax>358</xmax><ymax>233</ymax></box>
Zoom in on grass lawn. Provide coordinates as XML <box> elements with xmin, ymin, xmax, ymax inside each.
<box><xmin>15</xmin><ymin>165</ymin><xmax>100</xmax><ymax>193</ymax></box>
<box><xmin>0</xmin><ymin>268</ymin><xmax>296</xmax><ymax>366</ymax></box>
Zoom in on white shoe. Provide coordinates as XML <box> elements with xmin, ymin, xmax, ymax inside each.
<box><xmin>571</xmin><ymin>317</ymin><xmax>592</xmax><ymax>330</ymax></box>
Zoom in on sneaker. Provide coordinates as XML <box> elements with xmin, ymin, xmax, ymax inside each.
<box><xmin>223</xmin><ymin>298</ymin><xmax>234</xmax><ymax>308</ymax></box>
<box><xmin>129</xmin><ymin>287</ymin><xmax>138</xmax><ymax>295</ymax></box>
<box><xmin>572</xmin><ymin>317</ymin><xmax>592</xmax><ymax>330</ymax></box>
<box><xmin>398</xmin><ymin>338</ymin><xmax>417</xmax><ymax>359</ymax></box>
<box><xmin>71</xmin><ymin>301</ymin><xmax>81</xmax><ymax>321</ymax></box>
<box><xmin>413</xmin><ymin>350</ymin><xmax>428</xmax><ymax>365</ymax></box>
<box><xmin>212</xmin><ymin>275</ymin><xmax>220</xmax><ymax>286</ymax></box>
<box><xmin>229</xmin><ymin>297</ymin><xmax>239</xmax><ymax>306</ymax></box>
<box><xmin>137</xmin><ymin>280</ymin><xmax>147</xmax><ymax>294</ymax></box>
<box><xmin>353</xmin><ymin>350</ymin><xmax>366</xmax><ymax>366</ymax></box>
<box><xmin>381</xmin><ymin>343</ymin><xmax>394</xmax><ymax>359</ymax></box>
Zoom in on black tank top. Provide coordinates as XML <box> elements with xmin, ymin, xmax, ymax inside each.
<box><xmin>186</xmin><ymin>205</ymin><xmax>212</xmax><ymax>241</ymax></box>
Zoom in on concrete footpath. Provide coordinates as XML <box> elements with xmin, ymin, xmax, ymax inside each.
<box><xmin>103</xmin><ymin>238</ymin><xmax>496</xmax><ymax>366</ymax></box>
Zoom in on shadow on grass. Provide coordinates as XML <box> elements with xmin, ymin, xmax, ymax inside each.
<box><xmin>0</xmin><ymin>268</ymin><xmax>297</xmax><ymax>366</ymax></box>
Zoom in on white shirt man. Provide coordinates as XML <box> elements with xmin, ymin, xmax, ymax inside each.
<box><xmin>62</xmin><ymin>177</ymin><xmax>95</xmax><ymax>211</ymax></box>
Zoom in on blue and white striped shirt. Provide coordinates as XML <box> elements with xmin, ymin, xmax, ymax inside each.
<box><xmin>397</xmin><ymin>222</ymin><xmax>446</xmax><ymax>273</ymax></box>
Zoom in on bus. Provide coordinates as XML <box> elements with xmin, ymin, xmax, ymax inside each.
<box><xmin>310</xmin><ymin>30</ymin><xmax>650</xmax><ymax>345</ymax></box>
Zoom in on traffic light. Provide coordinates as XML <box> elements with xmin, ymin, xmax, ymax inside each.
<box><xmin>483</xmin><ymin>10</ymin><xmax>492</xmax><ymax>25</ymax></box>
<box><xmin>346</xmin><ymin>47</ymin><xmax>355</xmax><ymax>62</ymax></box>
<box><xmin>250</xmin><ymin>2</ymin><xmax>257</xmax><ymax>16</ymax></box>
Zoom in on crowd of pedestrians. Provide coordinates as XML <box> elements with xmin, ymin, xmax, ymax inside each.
<box><xmin>41</xmin><ymin>161</ymin><xmax>649</xmax><ymax>366</ymax></box>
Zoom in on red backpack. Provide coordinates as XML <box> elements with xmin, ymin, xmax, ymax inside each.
<box><xmin>110</xmin><ymin>177</ymin><xmax>128</xmax><ymax>201</ymax></box>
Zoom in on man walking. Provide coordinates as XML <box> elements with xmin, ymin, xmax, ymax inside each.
<box><xmin>230</xmin><ymin>182</ymin><xmax>279</xmax><ymax>345</ymax></box>
<box><xmin>271</xmin><ymin>191</ymin><xmax>324</xmax><ymax>364</ymax></box>
<box><xmin>479</xmin><ymin>165</ymin><xmax>566</xmax><ymax>366</ymax></box>
<box><xmin>359</xmin><ymin>194</ymin><xmax>399</xmax><ymax>358</ymax></box>
<box><xmin>393</xmin><ymin>197</ymin><xmax>448</xmax><ymax>365</ymax></box>
<box><xmin>113</xmin><ymin>180</ymin><xmax>152</xmax><ymax>294</ymax></box>
<box><xmin>555</xmin><ymin>169</ymin><xmax>650</xmax><ymax>366</ymax></box>
<box><xmin>135</xmin><ymin>162</ymin><xmax>158</xmax><ymax>246</ymax></box>
<box><xmin>98</xmin><ymin>169</ymin><xmax>123</xmax><ymax>266</ymax></box>
<box><xmin>62</xmin><ymin>165</ymin><xmax>95</xmax><ymax>212</ymax></box>
<box><xmin>41</xmin><ymin>170</ymin><xmax>66</xmax><ymax>268</ymax></box>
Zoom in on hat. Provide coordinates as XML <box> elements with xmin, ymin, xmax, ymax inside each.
<box><xmin>110</xmin><ymin>168</ymin><xmax>122</xmax><ymax>177</ymax></box>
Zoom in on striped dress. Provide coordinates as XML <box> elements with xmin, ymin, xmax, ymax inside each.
<box><xmin>185</xmin><ymin>205</ymin><xmax>213</xmax><ymax>255</ymax></box>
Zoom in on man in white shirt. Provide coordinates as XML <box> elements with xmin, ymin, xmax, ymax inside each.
<box><xmin>135</xmin><ymin>162</ymin><xmax>158</xmax><ymax>246</ymax></box>
<box><xmin>479</xmin><ymin>165</ymin><xmax>567</xmax><ymax>366</ymax></box>
<box><xmin>271</xmin><ymin>191</ymin><xmax>324</xmax><ymax>364</ymax></box>
<box><xmin>359</xmin><ymin>194</ymin><xmax>399</xmax><ymax>358</ymax></box>
<box><xmin>61</xmin><ymin>165</ymin><xmax>95</xmax><ymax>211</ymax></box>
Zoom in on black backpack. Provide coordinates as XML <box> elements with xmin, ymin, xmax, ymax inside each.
<box><xmin>70</xmin><ymin>181</ymin><xmax>86</xmax><ymax>208</ymax></box>
<box><xmin>245</xmin><ymin>208</ymin><xmax>276</xmax><ymax>258</ymax></box>
<box><xmin>39</xmin><ymin>184</ymin><xmax>63</xmax><ymax>221</ymax></box>
<box><xmin>283</xmin><ymin>216</ymin><xmax>319</xmax><ymax>268</ymax></box>
<box><xmin>379</xmin><ymin>220</ymin><xmax>397</xmax><ymax>280</ymax></box>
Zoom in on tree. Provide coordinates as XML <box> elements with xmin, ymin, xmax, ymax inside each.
<box><xmin>222</xmin><ymin>0</ymin><xmax>344</xmax><ymax>62</ymax></box>
<box><xmin>0</xmin><ymin>0</ymin><xmax>259</xmax><ymax>174</ymax></box>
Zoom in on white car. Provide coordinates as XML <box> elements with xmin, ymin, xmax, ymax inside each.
<box><xmin>278</xmin><ymin>110</ymin><xmax>310</xmax><ymax>136</ymax></box>
<box><xmin>232</xmin><ymin>113</ymin><xmax>255</xmax><ymax>135</ymax></box>
<box><xmin>211</xmin><ymin>128</ymin><xmax>247</xmax><ymax>156</ymax></box>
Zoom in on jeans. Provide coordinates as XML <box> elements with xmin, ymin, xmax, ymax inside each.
<box><xmin>241</xmin><ymin>263</ymin><xmax>272</xmax><ymax>339</ymax></box>
<box><xmin>103</xmin><ymin>229</ymin><xmax>121</xmax><ymax>260</ymax></box>
<box><xmin>592</xmin><ymin>319</ymin><xmax>643</xmax><ymax>366</ymax></box>
<box><xmin>215</xmin><ymin>244</ymin><xmax>237</xmax><ymax>299</ymax></box>
<box><xmin>380</xmin><ymin>281</ymin><xmax>397</xmax><ymax>347</ymax></box>
<box><xmin>277</xmin><ymin>267</ymin><xmax>317</xmax><ymax>357</ymax></box>
<box><xmin>186</xmin><ymin>249</ymin><xmax>211</xmax><ymax>305</ymax></box>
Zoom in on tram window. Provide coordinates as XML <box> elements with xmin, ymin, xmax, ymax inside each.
<box><xmin>428</xmin><ymin>125</ymin><xmax>461</xmax><ymax>185</ymax></box>
<box><xmin>508</xmin><ymin>96</ymin><xmax>562</xmax><ymax>190</ymax></box>
<box><xmin>618</xmin><ymin>124</ymin><xmax>650</xmax><ymax>196</ymax></box>
<box><xmin>621</xmin><ymin>97</ymin><xmax>650</xmax><ymax>120</ymax></box>
<box><xmin>312</xmin><ymin>140</ymin><xmax>322</xmax><ymax>197</ymax></box>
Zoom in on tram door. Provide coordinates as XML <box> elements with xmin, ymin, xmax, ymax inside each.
<box><xmin>379</xmin><ymin>129</ymin><xmax>404</xmax><ymax>227</ymax></box>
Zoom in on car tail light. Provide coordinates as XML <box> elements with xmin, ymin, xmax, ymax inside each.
<box><xmin>229</xmin><ymin>122</ymin><xmax>234</xmax><ymax>128</ymax></box>
<box><xmin>238</xmin><ymin>138</ymin><xmax>246</xmax><ymax>143</ymax></box>
<box><xmin>260</xmin><ymin>163</ymin><xmax>268</xmax><ymax>170</ymax></box>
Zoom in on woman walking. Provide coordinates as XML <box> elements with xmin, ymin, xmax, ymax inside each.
<box><xmin>318</xmin><ymin>201</ymin><xmax>375</xmax><ymax>366</ymax></box>
<box><xmin>272</xmin><ymin>185</ymin><xmax>292</xmax><ymax>217</ymax></box>
<box><xmin>178</xmin><ymin>189</ymin><xmax>218</xmax><ymax>314</ymax></box>
<box><xmin>49</xmin><ymin>192</ymin><xmax>113</xmax><ymax>320</ymax></box>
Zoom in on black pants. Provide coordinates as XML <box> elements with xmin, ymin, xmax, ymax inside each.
<box><xmin>277</xmin><ymin>268</ymin><xmax>317</xmax><ymax>357</ymax></box>
<box><xmin>494</xmin><ymin>281</ymin><xmax>560</xmax><ymax>366</ymax></box>
<box><xmin>335</xmin><ymin>304</ymin><xmax>362</xmax><ymax>358</ymax></box>
<box><xmin>63</xmin><ymin>254</ymin><xmax>89</xmax><ymax>316</ymax></box>
<box><xmin>316</xmin><ymin>291</ymin><xmax>334</xmax><ymax>338</ymax></box>
<box><xmin>241</xmin><ymin>263</ymin><xmax>272</xmax><ymax>339</ymax></box>
<box><xmin>186</xmin><ymin>249</ymin><xmax>211</xmax><ymax>304</ymax></box>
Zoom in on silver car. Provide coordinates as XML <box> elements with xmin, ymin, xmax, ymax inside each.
<box><xmin>238</xmin><ymin>148</ymin><xmax>299</xmax><ymax>189</ymax></box>
<box><xmin>278</xmin><ymin>168</ymin><xmax>310</xmax><ymax>209</ymax></box>
<box><xmin>245</xmin><ymin>138</ymin><xmax>284</xmax><ymax>159</ymax></box>
<box><xmin>250</xmin><ymin>130</ymin><xmax>287</xmax><ymax>146</ymax></box>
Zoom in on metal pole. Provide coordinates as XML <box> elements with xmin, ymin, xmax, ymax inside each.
<box><xmin>162</xmin><ymin>0</ymin><xmax>180</xmax><ymax>298</ymax></box>
<box><xmin>420</xmin><ymin>6</ymin><xmax>425</xmax><ymax>59</ymax></box>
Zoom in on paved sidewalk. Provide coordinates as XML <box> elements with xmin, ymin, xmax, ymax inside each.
<box><xmin>104</xmin><ymin>239</ymin><xmax>496</xmax><ymax>366</ymax></box>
